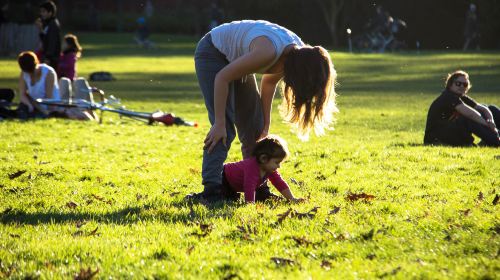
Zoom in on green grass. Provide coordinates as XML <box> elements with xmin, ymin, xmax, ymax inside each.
<box><xmin>0</xmin><ymin>32</ymin><xmax>499</xmax><ymax>279</ymax></box>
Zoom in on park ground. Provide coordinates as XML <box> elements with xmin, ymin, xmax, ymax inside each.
<box><xmin>0</xmin><ymin>33</ymin><xmax>499</xmax><ymax>279</ymax></box>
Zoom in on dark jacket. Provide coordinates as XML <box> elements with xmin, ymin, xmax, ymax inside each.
<box><xmin>40</xmin><ymin>17</ymin><xmax>61</xmax><ymax>68</ymax></box>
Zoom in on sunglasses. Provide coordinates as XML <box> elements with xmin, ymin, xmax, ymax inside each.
<box><xmin>454</xmin><ymin>81</ymin><xmax>469</xmax><ymax>88</ymax></box>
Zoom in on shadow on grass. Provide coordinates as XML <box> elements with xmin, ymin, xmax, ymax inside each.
<box><xmin>0</xmin><ymin>202</ymin><xmax>237</xmax><ymax>226</ymax></box>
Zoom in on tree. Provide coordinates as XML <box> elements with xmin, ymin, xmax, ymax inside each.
<box><xmin>313</xmin><ymin>0</ymin><xmax>347</xmax><ymax>47</ymax></box>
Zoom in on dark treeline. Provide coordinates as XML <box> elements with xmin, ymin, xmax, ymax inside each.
<box><xmin>2</xmin><ymin>0</ymin><xmax>500</xmax><ymax>49</ymax></box>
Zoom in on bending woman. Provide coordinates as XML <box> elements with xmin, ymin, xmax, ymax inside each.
<box><xmin>193</xmin><ymin>20</ymin><xmax>338</xmax><ymax>200</ymax></box>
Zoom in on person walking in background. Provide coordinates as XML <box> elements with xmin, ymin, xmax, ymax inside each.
<box><xmin>463</xmin><ymin>3</ymin><xmax>479</xmax><ymax>51</ymax></box>
<box><xmin>58</xmin><ymin>34</ymin><xmax>82</xmax><ymax>81</ymax></box>
<box><xmin>35</xmin><ymin>1</ymin><xmax>61</xmax><ymax>70</ymax></box>
<box><xmin>424</xmin><ymin>70</ymin><xmax>499</xmax><ymax>147</ymax></box>
<box><xmin>134</xmin><ymin>17</ymin><xmax>154</xmax><ymax>49</ymax></box>
<box><xmin>191</xmin><ymin>20</ymin><xmax>338</xmax><ymax>202</ymax></box>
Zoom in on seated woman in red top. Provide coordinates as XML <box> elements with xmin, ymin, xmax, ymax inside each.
<box><xmin>57</xmin><ymin>34</ymin><xmax>82</xmax><ymax>81</ymax></box>
<box><xmin>192</xmin><ymin>135</ymin><xmax>304</xmax><ymax>203</ymax></box>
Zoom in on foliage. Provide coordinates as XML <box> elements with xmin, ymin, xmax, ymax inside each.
<box><xmin>0</xmin><ymin>33</ymin><xmax>499</xmax><ymax>279</ymax></box>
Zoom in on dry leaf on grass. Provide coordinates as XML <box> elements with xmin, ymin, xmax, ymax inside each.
<box><xmin>493</xmin><ymin>194</ymin><xmax>499</xmax><ymax>205</ymax></box>
<box><xmin>276</xmin><ymin>207</ymin><xmax>319</xmax><ymax>224</ymax></box>
<box><xmin>459</xmin><ymin>209</ymin><xmax>471</xmax><ymax>216</ymax></box>
<box><xmin>66</xmin><ymin>201</ymin><xmax>79</xmax><ymax>209</ymax></box>
<box><xmin>192</xmin><ymin>223</ymin><xmax>213</xmax><ymax>238</ymax></box>
<box><xmin>329</xmin><ymin>206</ymin><xmax>341</xmax><ymax>215</ymax></box>
<box><xmin>477</xmin><ymin>191</ymin><xmax>484</xmax><ymax>201</ymax></box>
<box><xmin>345</xmin><ymin>192</ymin><xmax>375</xmax><ymax>202</ymax></box>
<box><xmin>74</xmin><ymin>267</ymin><xmax>99</xmax><ymax>280</ymax></box>
<box><xmin>270</xmin><ymin>257</ymin><xmax>296</xmax><ymax>267</ymax></box>
<box><xmin>8</xmin><ymin>170</ymin><xmax>26</xmax><ymax>179</ymax></box>
<box><xmin>320</xmin><ymin>260</ymin><xmax>332</xmax><ymax>270</ymax></box>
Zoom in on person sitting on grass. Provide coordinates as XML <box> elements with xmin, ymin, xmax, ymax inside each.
<box><xmin>189</xmin><ymin>135</ymin><xmax>304</xmax><ymax>204</ymax></box>
<box><xmin>424</xmin><ymin>70</ymin><xmax>499</xmax><ymax>147</ymax></box>
<box><xmin>57</xmin><ymin>34</ymin><xmax>82</xmax><ymax>81</ymax></box>
<box><xmin>17</xmin><ymin>51</ymin><xmax>60</xmax><ymax>118</ymax></box>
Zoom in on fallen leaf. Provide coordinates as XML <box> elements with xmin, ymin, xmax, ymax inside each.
<box><xmin>223</xmin><ymin>273</ymin><xmax>242</xmax><ymax>280</ymax></box>
<box><xmin>379</xmin><ymin>266</ymin><xmax>401</xmax><ymax>278</ymax></box>
<box><xmin>361</xmin><ymin>229</ymin><xmax>375</xmax><ymax>240</ymax></box>
<box><xmin>459</xmin><ymin>209</ymin><xmax>471</xmax><ymax>216</ymax></box>
<box><xmin>88</xmin><ymin>227</ymin><xmax>99</xmax><ymax>236</ymax></box>
<box><xmin>320</xmin><ymin>260</ymin><xmax>332</xmax><ymax>270</ymax></box>
<box><xmin>290</xmin><ymin>178</ymin><xmax>305</xmax><ymax>187</ymax></box>
<box><xmin>192</xmin><ymin>223</ymin><xmax>213</xmax><ymax>238</ymax></box>
<box><xmin>66</xmin><ymin>201</ymin><xmax>79</xmax><ymax>209</ymax></box>
<box><xmin>316</xmin><ymin>174</ymin><xmax>327</xmax><ymax>181</ymax></box>
<box><xmin>186</xmin><ymin>245</ymin><xmax>195</xmax><ymax>255</ymax></box>
<box><xmin>477</xmin><ymin>191</ymin><xmax>484</xmax><ymax>201</ymax></box>
<box><xmin>8</xmin><ymin>170</ymin><xmax>26</xmax><ymax>180</ymax></box>
<box><xmin>91</xmin><ymin>194</ymin><xmax>105</xmax><ymax>201</ymax></box>
<box><xmin>74</xmin><ymin>267</ymin><xmax>99</xmax><ymax>280</ymax></box>
<box><xmin>345</xmin><ymin>192</ymin><xmax>375</xmax><ymax>202</ymax></box>
<box><xmin>493</xmin><ymin>194</ymin><xmax>499</xmax><ymax>205</ymax></box>
<box><xmin>329</xmin><ymin>206</ymin><xmax>341</xmax><ymax>215</ymax></box>
<box><xmin>270</xmin><ymin>257</ymin><xmax>296</xmax><ymax>267</ymax></box>
<box><xmin>76</xmin><ymin>220</ymin><xmax>87</xmax><ymax>228</ymax></box>
<box><xmin>276</xmin><ymin>208</ymin><xmax>293</xmax><ymax>224</ymax></box>
<box><xmin>189</xmin><ymin>168</ymin><xmax>200</xmax><ymax>175</ymax></box>
<box><xmin>288</xmin><ymin>236</ymin><xmax>313</xmax><ymax>247</ymax></box>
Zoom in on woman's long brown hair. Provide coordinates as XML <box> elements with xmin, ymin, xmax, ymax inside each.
<box><xmin>281</xmin><ymin>46</ymin><xmax>338</xmax><ymax>140</ymax></box>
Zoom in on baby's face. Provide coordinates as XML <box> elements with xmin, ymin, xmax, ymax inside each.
<box><xmin>262</xmin><ymin>157</ymin><xmax>283</xmax><ymax>173</ymax></box>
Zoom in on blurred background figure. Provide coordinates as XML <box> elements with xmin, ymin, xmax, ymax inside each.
<box><xmin>134</xmin><ymin>16</ymin><xmax>154</xmax><ymax>49</ymax></box>
<box><xmin>463</xmin><ymin>3</ymin><xmax>479</xmax><ymax>51</ymax></box>
<box><xmin>57</xmin><ymin>34</ymin><xmax>82</xmax><ymax>81</ymax></box>
<box><xmin>35</xmin><ymin>1</ymin><xmax>61</xmax><ymax>70</ymax></box>
<box><xmin>353</xmin><ymin>5</ymin><xmax>407</xmax><ymax>53</ymax></box>
<box><xmin>209</xmin><ymin>2</ymin><xmax>224</xmax><ymax>30</ymax></box>
<box><xmin>145</xmin><ymin>0</ymin><xmax>154</xmax><ymax>18</ymax></box>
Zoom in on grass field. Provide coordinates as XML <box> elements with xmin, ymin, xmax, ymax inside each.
<box><xmin>0</xmin><ymin>33</ymin><xmax>499</xmax><ymax>279</ymax></box>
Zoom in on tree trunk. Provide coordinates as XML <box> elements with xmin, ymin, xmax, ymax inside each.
<box><xmin>314</xmin><ymin>0</ymin><xmax>346</xmax><ymax>47</ymax></box>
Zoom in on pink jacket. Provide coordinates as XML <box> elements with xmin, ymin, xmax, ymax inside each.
<box><xmin>224</xmin><ymin>157</ymin><xmax>290</xmax><ymax>202</ymax></box>
<box><xmin>58</xmin><ymin>52</ymin><xmax>77</xmax><ymax>80</ymax></box>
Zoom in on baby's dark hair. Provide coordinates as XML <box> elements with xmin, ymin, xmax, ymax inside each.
<box><xmin>252</xmin><ymin>135</ymin><xmax>290</xmax><ymax>163</ymax></box>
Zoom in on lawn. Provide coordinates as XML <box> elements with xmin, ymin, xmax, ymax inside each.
<box><xmin>0</xmin><ymin>33</ymin><xmax>499</xmax><ymax>279</ymax></box>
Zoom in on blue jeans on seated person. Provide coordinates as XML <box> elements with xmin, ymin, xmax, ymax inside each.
<box><xmin>459</xmin><ymin>105</ymin><xmax>500</xmax><ymax>147</ymax></box>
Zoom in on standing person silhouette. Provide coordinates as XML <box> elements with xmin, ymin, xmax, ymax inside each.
<box><xmin>190</xmin><ymin>20</ymin><xmax>338</xmax><ymax>202</ymax></box>
<box><xmin>35</xmin><ymin>1</ymin><xmax>61</xmax><ymax>70</ymax></box>
<box><xmin>463</xmin><ymin>4</ymin><xmax>479</xmax><ymax>51</ymax></box>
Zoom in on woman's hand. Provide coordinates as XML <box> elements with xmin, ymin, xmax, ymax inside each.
<box><xmin>204</xmin><ymin>123</ymin><xmax>227</xmax><ymax>153</ymax></box>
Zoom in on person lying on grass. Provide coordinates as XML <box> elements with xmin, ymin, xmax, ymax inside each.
<box><xmin>188</xmin><ymin>135</ymin><xmax>304</xmax><ymax>203</ymax></box>
<box><xmin>424</xmin><ymin>70</ymin><xmax>499</xmax><ymax>147</ymax></box>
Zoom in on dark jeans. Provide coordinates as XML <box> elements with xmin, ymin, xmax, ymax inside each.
<box><xmin>194</xmin><ymin>33</ymin><xmax>264</xmax><ymax>194</ymax></box>
<box><xmin>0</xmin><ymin>103</ymin><xmax>46</xmax><ymax>119</ymax></box>
<box><xmin>459</xmin><ymin>105</ymin><xmax>500</xmax><ymax>147</ymax></box>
